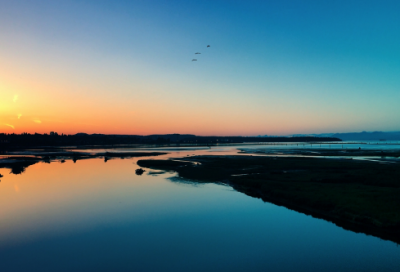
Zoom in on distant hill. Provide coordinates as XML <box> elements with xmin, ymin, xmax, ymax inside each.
<box><xmin>331</xmin><ymin>131</ymin><xmax>400</xmax><ymax>141</ymax></box>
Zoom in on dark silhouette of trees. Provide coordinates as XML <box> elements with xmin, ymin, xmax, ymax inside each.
<box><xmin>0</xmin><ymin>132</ymin><xmax>341</xmax><ymax>149</ymax></box>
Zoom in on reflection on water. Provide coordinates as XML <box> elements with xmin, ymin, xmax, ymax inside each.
<box><xmin>0</xmin><ymin>144</ymin><xmax>400</xmax><ymax>271</ymax></box>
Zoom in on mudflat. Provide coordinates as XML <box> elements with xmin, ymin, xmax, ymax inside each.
<box><xmin>138</xmin><ymin>155</ymin><xmax>400</xmax><ymax>243</ymax></box>
<box><xmin>0</xmin><ymin>151</ymin><xmax>167</xmax><ymax>174</ymax></box>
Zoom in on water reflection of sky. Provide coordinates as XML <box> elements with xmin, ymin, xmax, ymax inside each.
<box><xmin>69</xmin><ymin>141</ymin><xmax>400</xmax><ymax>154</ymax></box>
<box><xmin>0</xmin><ymin>146</ymin><xmax>400</xmax><ymax>271</ymax></box>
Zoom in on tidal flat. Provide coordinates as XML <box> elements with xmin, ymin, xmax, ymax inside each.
<box><xmin>138</xmin><ymin>154</ymin><xmax>400</xmax><ymax>243</ymax></box>
<box><xmin>1</xmin><ymin>143</ymin><xmax>400</xmax><ymax>271</ymax></box>
<box><xmin>0</xmin><ymin>151</ymin><xmax>167</xmax><ymax>174</ymax></box>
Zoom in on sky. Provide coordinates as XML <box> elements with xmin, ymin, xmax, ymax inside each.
<box><xmin>1</xmin><ymin>0</ymin><xmax>399</xmax><ymax>136</ymax></box>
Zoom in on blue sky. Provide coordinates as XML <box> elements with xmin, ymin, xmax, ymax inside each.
<box><xmin>1</xmin><ymin>0</ymin><xmax>399</xmax><ymax>135</ymax></box>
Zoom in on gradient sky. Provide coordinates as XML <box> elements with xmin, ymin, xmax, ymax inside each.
<box><xmin>1</xmin><ymin>0</ymin><xmax>399</xmax><ymax>135</ymax></box>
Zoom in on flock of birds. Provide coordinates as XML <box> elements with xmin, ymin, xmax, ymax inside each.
<box><xmin>192</xmin><ymin>45</ymin><xmax>210</xmax><ymax>61</ymax></box>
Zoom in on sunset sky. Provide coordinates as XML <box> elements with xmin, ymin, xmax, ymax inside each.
<box><xmin>1</xmin><ymin>0</ymin><xmax>399</xmax><ymax>136</ymax></box>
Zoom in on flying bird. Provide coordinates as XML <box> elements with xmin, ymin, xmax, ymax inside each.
<box><xmin>195</xmin><ymin>52</ymin><xmax>201</xmax><ymax>54</ymax></box>
<box><xmin>192</xmin><ymin>59</ymin><xmax>197</xmax><ymax>61</ymax></box>
<box><xmin>207</xmin><ymin>45</ymin><xmax>210</xmax><ymax>47</ymax></box>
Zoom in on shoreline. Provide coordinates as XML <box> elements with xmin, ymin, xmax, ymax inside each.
<box><xmin>2</xmin><ymin>146</ymin><xmax>399</xmax><ymax>244</ymax></box>
<box><xmin>0</xmin><ymin>151</ymin><xmax>167</xmax><ymax>174</ymax></box>
<box><xmin>232</xmin><ymin>183</ymin><xmax>400</xmax><ymax>244</ymax></box>
<box><xmin>137</xmin><ymin>155</ymin><xmax>400</xmax><ymax>244</ymax></box>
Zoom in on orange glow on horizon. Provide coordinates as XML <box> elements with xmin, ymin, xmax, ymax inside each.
<box><xmin>1</xmin><ymin>57</ymin><xmax>391</xmax><ymax>136</ymax></box>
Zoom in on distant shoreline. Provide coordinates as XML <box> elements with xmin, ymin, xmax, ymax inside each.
<box><xmin>0</xmin><ymin>133</ymin><xmax>341</xmax><ymax>150</ymax></box>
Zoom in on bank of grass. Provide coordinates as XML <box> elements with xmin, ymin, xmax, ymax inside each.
<box><xmin>138</xmin><ymin>155</ymin><xmax>400</xmax><ymax>243</ymax></box>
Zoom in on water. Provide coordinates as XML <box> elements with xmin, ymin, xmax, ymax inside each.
<box><xmin>1</xmin><ymin>145</ymin><xmax>400</xmax><ymax>271</ymax></box>
<box><xmin>236</xmin><ymin>140</ymin><xmax>400</xmax><ymax>151</ymax></box>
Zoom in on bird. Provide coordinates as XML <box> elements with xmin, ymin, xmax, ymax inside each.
<box><xmin>192</xmin><ymin>59</ymin><xmax>197</xmax><ymax>61</ymax></box>
<box><xmin>195</xmin><ymin>52</ymin><xmax>201</xmax><ymax>54</ymax></box>
<box><xmin>207</xmin><ymin>45</ymin><xmax>210</xmax><ymax>47</ymax></box>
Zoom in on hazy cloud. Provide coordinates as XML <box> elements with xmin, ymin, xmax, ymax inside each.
<box><xmin>5</xmin><ymin>124</ymin><xmax>15</xmax><ymax>129</ymax></box>
<box><xmin>18</xmin><ymin>114</ymin><xmax>22</xmax><ymax>119</ymax></box>
<box><xmin>13</xmin><ymin>95</ymin><xmax>18</xmax><ymax>103</ymax></box>
<box><xmin>33</xmin><ymin>119</ymin><xmax>42</xmax><ymax>124</ymax></box>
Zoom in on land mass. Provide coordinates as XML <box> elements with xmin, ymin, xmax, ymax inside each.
<box><xmin>0</xmin><ymin>151</ymin><xmax>167</xmax><ymax>174</ymax></box>
<box><xmin>0</xmin><ymin>133</ymin><xmax>341</xmax><ymax>149</ymax></box>
<box><xmin>137</xmin><ymin>154</ymin><xmax>400</xmax><ymax>244</ymax></box>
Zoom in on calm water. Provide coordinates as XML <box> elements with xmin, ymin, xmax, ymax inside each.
<box><xmin>1</xmin><ymin>144</ymin><xmax>400</xmax><ymax>271</ymax></box>
<box><xmin>236</xmin><ymin>140</ymin><xmax>400</xmax><ymax>151</ymax></box>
